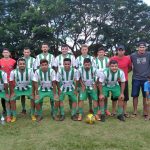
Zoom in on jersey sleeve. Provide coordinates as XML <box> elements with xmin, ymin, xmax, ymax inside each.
<box><xmin>33</xmin><ymin>56</ymin><xmax>40</xmax><ymax>70</ymax></box>
<box><xmin>74</xmin><ymin>70</ymin><xmax>80</xmax><ymax>81</ymax></box>
<box><xmin>56</xmin><ymin>70</ymin><xmax>61</xmax><ymax>82</ymax></box>
<box><xmin>32</xmin><ymin>70</ymin><xmax>39</xmax><ymax>82</ymax></box>
<box><xmin>120</xmin><ymin>70</ymin><xmax>126</xmax><ymax>82</ymax></box>
<box><xmin>9</xmin><ymin>70</ymin><xmax>15</xmax><ymax>81</ymax></box>
<box><xmin>51</xmin><ymin>55</ymin><xmax>55</xmax><ymax>67</ymax></box>
<box><xmin>51</xmin><ymin>70</ymin><xmax>56</xmax><ymax>81</ymax></box>
<box><xmin>99</xmin><ymin>71</ymin><xmax>106</xmax><ymax>83</ymax></box>
<box><xmin>2</xmin><ymin>72</ymin><xmax>8</xmax><ymax>84</ymax></box>
<box><xmin>75</xmin><ymin>57</ymin><xmax>79</xmax><ymax>68</ymax></box>
<box><xmin>53</xmin><ymin>57</ymin><xmax>58</xmax><ymax>67</ymax></box>
<box><xmin>71</xmin><ymin>55</ymin><xmax>76</xmax><ymax>67</ymax></box>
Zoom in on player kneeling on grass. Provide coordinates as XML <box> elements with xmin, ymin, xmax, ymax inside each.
<box><xmin>77</xmin><ymin>58</ymin><xmax>100</xmax><ymax>121</ymax></box>
<box><xmin>54</xmin><ymin>58</ymin><xmax>78</xmax><ymax>121</ymax></box>
<box><xmin>33</xmin><ymin>59</ymin><xmax>56</xmax><ymax>122</ymax></box>
<box><xmin>144</xmin><ymin>76</ymin><xmax>150</xmax><ymax>121</ymax></box>
<box><xmin>98</xmin><ymin>60</ymin><xmax>125</xmax><ymax>122</ymax></box>
<box><xmin>0</xmin><ymin>70</ymin><xmax>11</xmax><ymax>122</ymax></box>
<box><xmin>10</xmin><ymin>58</ymin><xmax>35</xmax><ymax>122</ymax></box>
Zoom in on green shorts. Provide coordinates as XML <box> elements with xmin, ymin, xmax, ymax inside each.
<box><xmin>0</xmin><ymin>91</ymin><xmax>9</xmax><ymax>102</ymax></box>
<box><xmin>35</xmin><ymin>90</ymin><xmax>54</xmax><ymax>104</ymax></box>
<box><xmin>102</xmin><ymin>85</ymin><xmax>120</xmax><ymax>99</ymax></box>
<box><xmin>59</xmin><ymin>90</ymin><xmax>77</xmax><ymax>102</ymax></box>
<box><xmin>11</xmin><ymin>88</ymin><xmax>32</xmax><ymax>101</ymax></box>
<box><xmin>79</xmin><ymin>89</ymin><xmax>98</xmax><ymax>101</ymax></box>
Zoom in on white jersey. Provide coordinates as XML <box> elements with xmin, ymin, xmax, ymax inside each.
<box><xmin>34</xmin><ymin>53</ymin><xmax>55</xmax><ymax>70</ymax></box>
<box><xmin>33</xmin><ymin>68</ymin><xmax>56</xmax><ymax>91</ymax></box>
<box><xmin>10</xmin><ymin>68</ymin><xmax>32</xmax><ymax>91</ymax></box>
<box><xmin>99</xmin><ymin>68</ymin><xmax>125</xmax><ymax>87</ymax></box>
<box><xmin>23</xmin><ymin>56</ymin><xmax>35</xmax><ymax>69</ymax></box>
<box><xmin>75</xmin><ymin>55</ymin><xmax>95</xmax><ymax>68</ymax></box>
<box><xmin>56</xmin><ymin>67</ymin><xmax>79</xmax><ymax>92</ymax></box>
<box><xmin>0</xmin><ymin>70</ymin><xmax>8</xmax><ymax>91</ymax></box>
<box><xmin>78</xmin><ymin>67</ymin><xmax>97</xmax><ymax>90</ymax></box>
<box><xmin>53</xmin><ymin>54</ymin><xmax>76</xmax><ymax>69</ymax></box>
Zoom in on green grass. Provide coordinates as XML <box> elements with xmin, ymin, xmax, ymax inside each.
<box><xmin>0</xmin><ymin>73</ymin><xmax>150</xmax><ymax>150</ymax></box>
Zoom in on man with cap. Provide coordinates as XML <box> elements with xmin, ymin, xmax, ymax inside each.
<box><xmin>111</xmin><ymin>45</ymin><xmax>132</xmax><ymax>117</ymax></box>
<box><xmin>130</xmin><ymin>42</ymin><xmax>150</xmax><ymax>119</ymax></box>
<box><xmin>0</xmin><ymin>48</ymin><xmax>16</xmax><ymax>115</ymax></box>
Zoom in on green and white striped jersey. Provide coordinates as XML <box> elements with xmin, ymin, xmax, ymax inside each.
<box><xmin>75</xmin><ymin>55</ymin><xmax>95</xmax><ymax>68</ymax></box>
<box><xmin>0</xmin><ymin>70</ymin><xmax>8</xmax><ymax>91</ymax></box>
<box><xmin>78</xmin><ymin>66</ymin><xmax>97</xmax><ymax>90</ymax></box>
<box><xmin>94</xmin><ymin>57</ymin><xmax>109</xmax><ymax>71</ymax></box>
<box><xmin>53</xmin><ymin>54</ymin><xmax>76</xmax><ymax>69</ymax></box>
<box><xmin>33</xmin><ymin>68</ymin><xmax>56</xmax><ymax>91</ymax></box>
<box><xmin>57</xmin><ymin>67</ymin><xmax>78</xmax><ymax>92</ymax></box>
<box><xmin>10</xmin><ymin>68</ymin><xmax>32</xmax><ymax>91</ymax></box>
<box><xmin>23</xmin><ymin>56</ymin><xmax>35</xmax><ymax>69</ymax></box>
<box><xmin>99</xmin><ymin>68</ymin><xmax>125</xmax><ymax>87</ymax></box>
<box><xmin>34</xmin><ymin>53</ymin><xmax>55</xmax><ymax>70</ymax></box>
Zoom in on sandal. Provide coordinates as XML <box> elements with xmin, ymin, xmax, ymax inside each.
<box><xmin>124</xmin><ymin>113</ymin><xmax>130</xmax><ymax>118</ymax></box>
<box><xmin>131</xmin><ymin>113</ymin><xmax>137</xmax><ymax>118</ymax></box>
<box><xmin>110</xmin><ymin>113</ymin><xmax>116</xmax><ymax>117</ymax></box>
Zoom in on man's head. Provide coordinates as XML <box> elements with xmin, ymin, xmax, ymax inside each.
<box><xmin>63</xmin><ymin>58</ymin><xmax>71</xmax><ymax>71</ymax></box>
<box><xmin>2</xmin><ymin>48</ymin><xmax>11</xmax><ymax>58</ymax></box>
<box><xmin>61</xmin><ymin>44</ymin><xmax>69</xmax><ymax>55</ymax></box>
<box><xmin>137</xmin><ymin>42</ymin><xmax>146</xmax><ymax>54</ymax></box>
<box><xmin>18</xmin><ymin>58</ymin><xmax>26</xmax><ymax>70</ymax></box>
<box><xmin>81</xmin><ymin>44</ymin><xmax>88</xmax><ymax>55</ymax></box>
<box><xmin>23</xmin><ymin>47</ymin><xmax>31</xmax><ymax>58</ymax></box>
<box><xmin>117</xmin><ymin>45</ymin><xmax>125</xmax><ymax>57</ymax></box>
<box><xmin>83</xmin><ymin>58</ymin><xmax>91</xmax><ymax>71</ymax></box>
<box><xmin>109</xmin><ymin>60</ymin><xmax>118</xmax><ymax>73</ymax></box>
<box><xmin>41</xmin><ymin>43</ymin><xmax>49</xmax><ymax>53</ymax></box>
<box><xmin>97</xmin><ymin>47</ymin><xmax>105</xmax><ymax>58</ymax></box>
<box><xmin>40</xmin><ymin>59</ymin><xmax>49</xmax><ymax>72</ymax></box>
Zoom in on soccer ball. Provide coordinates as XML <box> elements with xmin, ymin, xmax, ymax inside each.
<box><xmin>85</xmin><ymin>114</ymin><xmax>95</xmax><ymax>124</ymax></box>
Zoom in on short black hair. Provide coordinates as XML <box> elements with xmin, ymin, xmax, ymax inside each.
<box><xmin>61</xmin><ymin>44</ymin><xmax>68</xmax><ymax>48</ymax></box>
<box><xmin>18</xmin><ymin>58</ymin><xmax>26</xmax><ymax>64</ymax></box>
<box><xmin>40</xmin><ymin>59</ymin><xmax>48</xmax><ymax>64</ymax></box>
<box><xmin>109</xmin><ymin>60</ymin><xmax>118</xmax><ymax>65</ymax></box>
<box><xmin>24</xmin><ymin>47</ymin><xmax>30</xmax><ymax>51</ymax></box>
<box><xmin>41</xmin><ymin>43</ymin><xmax>49</xmax><ymax>47</ymax></box>
<box><xmin>137</xmin><ymin>42</ymin><xmax>146</xmax><ymax>47</ymax></box>
<box><xmin>3</xmin><ymin>48</ymin><xmax>10</xmax><ymax>52</ymax></box>
<box><xmin>64</xmin><ymin>58</ymin><xmax>71</xmax><ymax>63</ymax></box>
<box><xmin>98</xmin><ymin>47</ymin><xmax>105</xmax><ymax>52</ymax></box>
<box><xmin>83</xmin><ymin>58</ymin><xmax>91</xmax><ymax>64</ymax></box>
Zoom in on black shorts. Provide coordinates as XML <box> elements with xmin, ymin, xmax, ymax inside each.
<box><xmin>111</xmin><ymin>81</ymin><xmax>129</xmax><ymax>101</ymax></box>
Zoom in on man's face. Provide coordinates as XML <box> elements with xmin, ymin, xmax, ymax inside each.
<box><xmin>41</xmin><ymin>45</ymin><xmax>49</xmax><ymax>53</ymax></box>
<box><xmin>84</xmin><ymin>62</ymin><xmax>91</xmax><ymax>70</ymax></box>
<box><xmin>23</xmin><ymin>49</ymin><xmax>31</xmax><ymax>58</ymax></box>
<box><xmin>138</xmin><ymin>45</ymin><xmax>146</xmax><ymax>54</ymax></box>
<box><xmin>97</xmin><ymin>50</ymin><xmax>105</xmax><ymax>58</ymax></box>
<box><xmin>81</xmin><ymin>47</ymin><xmax>88</xmax><ymax>55</ymax></box>
<box><xmin>61</xmin><ymin>46</ymin><xmax>68</xmax><ymax>55</ymax></box>
<box><xmin>110</xmin><ymin>63</ymin><xmax>118</xmax><ymax>73</ymax></box>
<box><xmin>63</xmin><ymin>61</ymin><xmax>71</xmax><ymax>71</ymax></box>
<box><xmin>2</xmin><ymin>50</ymin><xmax>10</xmax><ymax>58</ymax></box>
<box><xmin>18</xmin><ymin>61</ymin><xmax>26</xmax><ymax>70</ymax></box>
<box><xmin>117</xmin><ymin>49</ymin><xmax>125</xmax><ymax>57</ymax></box>
<box><xmin>40</xmin><ymin>62</ymin><xmax>48</xmax><ymax>72</ymax></box>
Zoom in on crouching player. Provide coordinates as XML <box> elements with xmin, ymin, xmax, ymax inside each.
<box><xmin>0</xmin><ymin>70</ymin><xmax>10</xmax><ymax>122</ymax></box>
<box><xmin>144</xmin><ymin>76</ymin><xmax>150</xmax><ymax>121</ymax></box>
<box><xmin>98</xmin><ymin>60</ymin><xmax>125</xmax><ymax>122</ymax></box>
<box><xmin>10</xmin><ymin>58</ymin><xmax>35</xmax><ymax>122</ymax></box>
<box><xmin>54</xmin><ymin>58</ymin><xmax>78</xmax><ymax>121</ymax></box>
<box><xmin>33</xmin><ymin>59</ymin><xmax>56</xmax><ymax>122</ymax></box>
<box><xmin>77</xmin><ymin>58</ymin><xmax>100</xmax><ymax>121</ymax></box>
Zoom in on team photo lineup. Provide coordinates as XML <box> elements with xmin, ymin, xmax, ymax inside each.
<box><xmin>0</xmin><ymin>41</ymin><xmax>150</xmax><ymax>123</ymax></box>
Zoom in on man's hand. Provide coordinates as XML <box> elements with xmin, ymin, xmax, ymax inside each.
<box><xmin>10</xmin><ymin>93</ymin><xmax>15</xmax><ymax>99</ymax></box>
<box><xmin>35</xmin><ymin>94</ymin><xmax>40</xmax><ymax>100</ymax></box>
<box><xmin>119</xmin><ymin>93</ymin><xmax>124</xmax><ymax>100</ymax></box>
<box><xmin>99</xmin><ymin>94</ymin><xmax>105</xmax><ymax>100</ymax></box>
<box><xmin>81</xmin><ymin>85</ymin><xmax>85</xmax><ymax>92</ymax></box>
<box><xmin>93</xmin><ymin>84</ymin><xmax>97</xmax><ymax>90</ymax></box>
<box><xmin>54</xmin><ymin>94</ymin><xmax>59</xmax><ymax>100</ymax></box>
<box><xmin>5</xmin><ymin>93</ymin><xmax>10</xmax><ymax>99</ymax></box>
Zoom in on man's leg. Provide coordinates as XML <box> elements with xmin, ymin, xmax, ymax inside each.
<box><xmin>10</xmin><ymin>100</ymin><xmax>17</xmax><ymax>122</ymax></box>
<box><xmin>104</xmin><ymin>98</ymin><xmax>111</xmax><ymax>116</ymax></box>
<box><xmin>1</xmin><ymin>98</ymin><xmax>6</xmax><ymax>114</ymax></box>
<box><xmin>111</xmin><ymin>100</ymin><xmax>117</xmax><ymax>116</ymax></box>
<box><xmin>6</xmin><ymin>101</ymin><xmax>11</xmax><ymax>122</ymax></box>
<box><xmin>59</xmin><ymin>92</ymin><xmax>65</xmax><ymax>121</ymax></box>
<box><xmin>21</xmin><ymin>95</ymin><xmax>26</xmax><ymax>114</ymax></box>
<box><xmin>30</xmin><ymin>99</ymin><xmax>36</xmax><ymax>121</ymax></box>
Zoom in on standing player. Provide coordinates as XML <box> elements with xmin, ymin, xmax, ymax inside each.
<box><xmin>33</xmin><ymin>59</ymin><xmax>56</xmax><ymax>122</ymax></box>
<box><xmin>9</xmin><ymin>58</ymin><xmax>35</xmax><ymax>122</ymax></box>
<box><xmin>98</xmin><ymin>60</ymin><xmax>125</xmax><ymax>122</ymax></box>
<box><xmin>0</xmin><ymin>48</ymin><xmax>16</xmax><ymax>115</ymax></box>
<box><xmin>75</xmin><ymin>44</ymin><xmax>95</xmax><ymax>113</ymax></box>
<box><xmin>94</xmin><ymin>47</ymin><xmax>110</xmax><ymax>116</ymax></box>
<box><xmin>111</xmin><ymin>45</ymin><xmax>132</xmax><ymax>117</ymax></box>
<box><xmin>20</xmin><ymin>47</ymin><xmax>35</xmax><ymax>114</ymax></box>
<box><xmin>130</xmin><ymin>42</ymin><xmax>150</xmax><ymax>119</ymax></box>
<box><xmin>54</xmin><ymin>58</ymin><xmax>78</xmax><ymax>121</ymax></box>
<box><xmin>77</xmin><ymin>58</ymin><xmax>100</xmax><ymax>121</ymax></box>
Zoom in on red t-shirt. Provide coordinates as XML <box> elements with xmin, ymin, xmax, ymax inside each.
<box><xmin>110</xmin><ymin>56</ymin><xmax>132</xmax><ymax>81</ymax></box>
<box><xmin>0</xmin><ymin>58</ymin><xmax>16</xmax><ymax>81</ymax></box>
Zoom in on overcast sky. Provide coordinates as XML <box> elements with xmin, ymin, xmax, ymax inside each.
<box><xmin>143</xmin><ymin>0</ymin><xmax>150</xmax><ymax>5</ymax></box>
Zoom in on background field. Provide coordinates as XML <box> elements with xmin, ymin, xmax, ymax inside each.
<box><xmin>0</xmin><ymin>73</ymin><xmax>150</xmax><ymax>150</ymax></box>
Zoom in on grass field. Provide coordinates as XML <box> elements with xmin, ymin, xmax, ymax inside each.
<box><xmin>0</xmin><ymin>73</ymin><xmax>150</xmax><ymax>150</ymax></box>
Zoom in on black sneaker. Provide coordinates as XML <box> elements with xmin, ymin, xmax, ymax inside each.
<box><xmin>59</xmin><ymin>115</ymin><xmax>65</xmax><ymax>121</ymax></box>
<box><xmin>101</xmin><ymin>114</ymin><xmax>106</xmax><ymax>122</ymax></box>
<box><xmin>71</xmin><ymin>115</ymin><xmax>78</xmax><ymax>121</ymax></box>
<box><xmin>117</xmin><ymin>114</ymin><xmax>125</xmax><ymax>121</ymax></box>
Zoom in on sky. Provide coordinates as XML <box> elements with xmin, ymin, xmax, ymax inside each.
<box><xmin>143</xmin><ymin>0</ymin><xmax>150</xmax><ymax>5</ymax></box>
